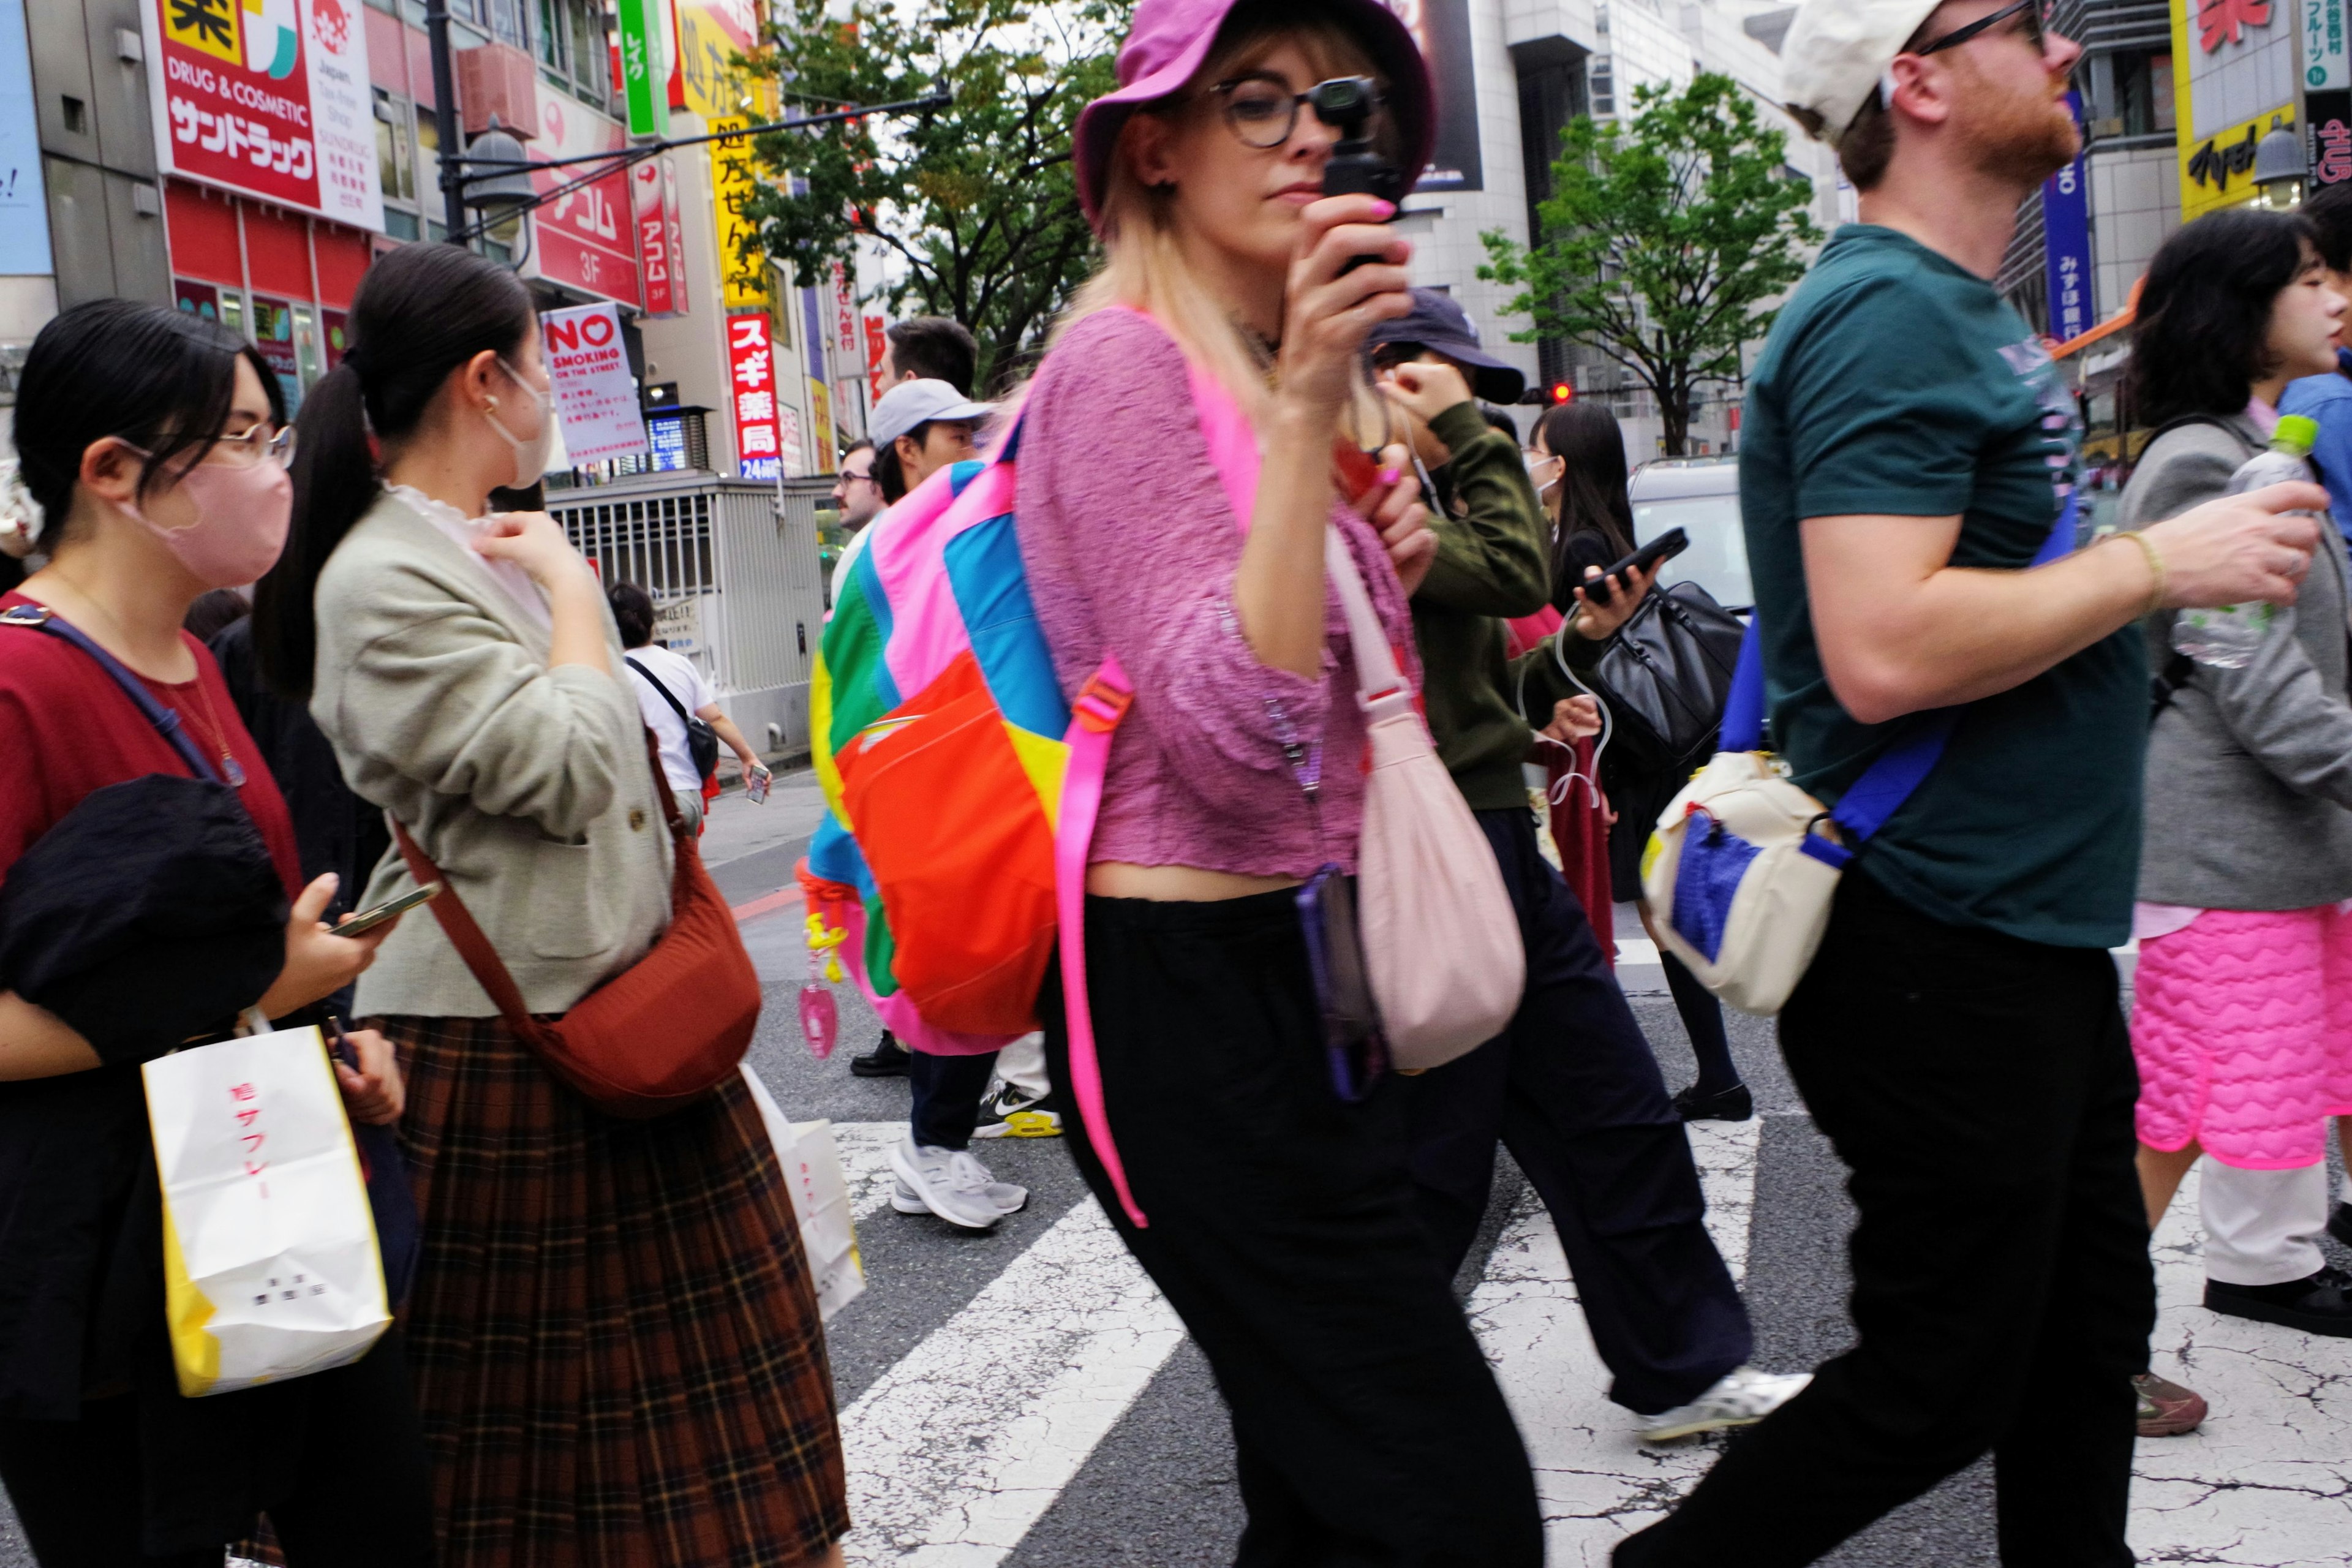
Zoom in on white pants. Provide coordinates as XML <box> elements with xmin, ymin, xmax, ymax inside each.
<box><xmin>995</xmin><ymin>1033</ymin><xmax>1050</xmax><ymax>1100</ymax></box>
<box><xmin>2200</xmin><ymin>1158</ymin><xmax>2331</xmax><ymax>1286</ymax></box>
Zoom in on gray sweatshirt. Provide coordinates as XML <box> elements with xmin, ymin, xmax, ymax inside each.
<box><xmin>2122</xmin><ymin>413</ymin><xmax>2352</xmax><ymax>910</ymax></box>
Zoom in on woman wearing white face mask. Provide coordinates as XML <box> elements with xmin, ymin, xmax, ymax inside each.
<box><xmin>249</xmin><ymin>244</ymin><xmax>850</xmax><ymax>1568</ymax></box>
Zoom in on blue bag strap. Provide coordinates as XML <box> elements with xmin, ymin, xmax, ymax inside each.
<box><xmin>1719</xmin><ymin>621</ymin><xmax>1766</xmax><ymax>753</ymax></box>
<box><xmin>1752</xmin><ymin>488</ymin><xmax>2079</xmax><ymax>845</ymax></box>
<box><xmin>0</xmin><ymin>603</ymin><xmax>224</xmax><ymax>785</ymax></box>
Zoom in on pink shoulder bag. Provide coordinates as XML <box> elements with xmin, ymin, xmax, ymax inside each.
<box><xmin>1323</xmin><ymin>531</ymin><xmax>1526</xmax><ymax>1068</ymax></box>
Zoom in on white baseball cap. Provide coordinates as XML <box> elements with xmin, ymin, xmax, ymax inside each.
<box><xmin>870</xmin><ymin>378</ymin><xmax>993</xmax><ymax>450</ymax></box>
<box><xmin>1781</xmin><ymin>0</ymin><xmax>1945</xmax><ymax>146</ymax></box>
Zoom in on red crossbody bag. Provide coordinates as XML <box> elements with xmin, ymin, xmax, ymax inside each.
<box><xmin>392</xmin><ymin>733</ymin><xmax>759</xmax><ymax>1117</ymax></box>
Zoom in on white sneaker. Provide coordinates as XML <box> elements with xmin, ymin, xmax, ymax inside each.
<box><xmin>1637</xmin><ymin>1366</ymin><xmax>1812</xmax><ymax>1443</ymax></box>
<box><xmin>886</xmin><ymin>1139</ymin><xmax>1024</xmax><ymax>1228</ymax></box>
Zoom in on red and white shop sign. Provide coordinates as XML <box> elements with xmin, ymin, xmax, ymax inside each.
<box><xmin>726</xmin><ymin>312</ymin><xmax>783</xmax><ymax>481</ymax></box>
<box><xmin>142</xmin><ymin>0</ymin><xmax>383</xmax><ymax>230</ymax></box>
<box><xmin>631</xmin><ymin>160</ymin><xmax>674</xmax><ymax>315</ymax></box>
<box><xmin>660</xmin><ymin>158</ymin><xmax>689</xmax><ymax>315</ymax></box>
<box><xmin>527</xmin><ymin>96</ymin><xmax>642</xmax><ymax>308</ymax></box>
<box><xmin>864</xmin><ymin>314</ymin><xmax>889</xmax><ymax>402</ymax></box>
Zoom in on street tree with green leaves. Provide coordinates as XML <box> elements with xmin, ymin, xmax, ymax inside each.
<box><xmin>1480</xmin><ymin>72</ymin><xmax>1823</xmax><ymax>455</ymax></box>
<box><xmin>741</xmin><ymin>0</ymin><xmax>1129</xmax><ymax>393</ymax></box>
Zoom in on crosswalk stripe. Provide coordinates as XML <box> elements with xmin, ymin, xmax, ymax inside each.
<box><xmin>1468</xmin><ymin>1122</ymin><xmax>1762</xmax><ymax>1564</ymax></box>
<box><xmin>835</xmin><ymin>1198</ymin><xmax>1186</xmax><ymax>1566</ymax></box>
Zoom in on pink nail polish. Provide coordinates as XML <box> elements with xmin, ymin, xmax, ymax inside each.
<box><xmin>1369</xmin><ymin>199</ymin><xmax>1396</xmax><ymax>220</ymax></box>
<box><xmin>1379</xmin><ymin>467</ymin><xmax>1401</xmax><ymax>486</ymax></box>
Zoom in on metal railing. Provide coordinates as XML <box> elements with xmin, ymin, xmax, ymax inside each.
<box><xmin>548</xmin><ymin>471</ymin><xmax>831</xmax><ymax>763</ymax></box>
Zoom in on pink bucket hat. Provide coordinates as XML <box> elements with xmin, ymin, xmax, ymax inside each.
<box><xmin>1074</xmin><ymin>0</ymin><xmax>1436</xmax><ymax>230</ymax></box>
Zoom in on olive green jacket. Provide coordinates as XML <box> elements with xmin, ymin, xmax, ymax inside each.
<box><xmin>1410</xmin><ymin>402</ymin><xmax>1555</xmax><ymax>811</ymax></box>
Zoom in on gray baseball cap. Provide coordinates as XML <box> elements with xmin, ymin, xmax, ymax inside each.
<box><xmin>870</xmin><ymin>378</ymin><xmax>993</xmax><ymax>450</ymax></box>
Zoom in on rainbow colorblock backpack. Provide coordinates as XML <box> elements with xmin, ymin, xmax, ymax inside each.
<box><xmin>803</xmin><ymin>411</ymin><xmax>1153</xmax><ymax>1224</ymax></box>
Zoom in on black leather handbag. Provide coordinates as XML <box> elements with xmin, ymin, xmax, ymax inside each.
<box><xmin>1588</xmin><ymin>581</ymin><xmax>1747</xmax><ymax>778</ymax></box>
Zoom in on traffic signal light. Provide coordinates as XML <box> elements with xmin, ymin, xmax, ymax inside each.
<box><xmin>1550</xmin><ymin>381</ymin><xmax>1574</xmax><ymax>403</ymax></box>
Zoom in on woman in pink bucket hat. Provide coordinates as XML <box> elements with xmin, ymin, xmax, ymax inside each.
<box><xmin>1014</xmin><ymin>0</ymin><xmax>1543</xmax><ymax>1561</ymax></box>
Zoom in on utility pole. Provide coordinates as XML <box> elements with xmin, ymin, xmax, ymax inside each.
<box><xmin>423</xmin><ymin>0</ymin><xmax>468</xmax><ymax>241</ymax></box>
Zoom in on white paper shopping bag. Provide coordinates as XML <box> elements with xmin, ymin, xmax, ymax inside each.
<box><xmin>741</xmin><ymin>1067</ymin><xmax>866</xmax><ymax>1321</ymax></box>
<box><xmin>142</xmin><ymin>1027</ymin><xmax>391</xmax><ymax>1397</ymax></box>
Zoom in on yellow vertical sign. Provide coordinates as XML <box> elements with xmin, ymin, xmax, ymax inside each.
<box><xmin>809</xmin><ymin>380</ymin><xmax>833</xmax><ymax>465</ymax></box>
<box><xmin>707</xmin><ymin>117</ymin><xmax>770</xmax><ymax>311</ymax></box>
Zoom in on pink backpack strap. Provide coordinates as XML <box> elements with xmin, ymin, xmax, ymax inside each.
<box><xmin>1056</xmin><ymin>655</ymin><xmax>1147</xmax><ymax>1228</ymax></box>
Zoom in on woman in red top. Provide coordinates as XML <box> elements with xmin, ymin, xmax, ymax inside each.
<box><xmin>0</xmin><ymin>300</ymin><xmax>429</xmax><ymax>1566</ymax></box>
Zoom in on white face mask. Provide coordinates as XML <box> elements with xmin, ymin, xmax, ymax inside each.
<box><xmin>484</xmin><ymin>358</ymin><xmax>556</xmax><ymax>489</ymax></box>
<box><xmin>1525</xmin><ymin>450</ymin><xmax>1563</xmax><ymax>499</ymax></box>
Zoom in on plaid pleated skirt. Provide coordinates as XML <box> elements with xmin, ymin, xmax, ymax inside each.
<box><xmin>375</xmin><ymin>1015</ymin><xmax>850</xmax><ymax>1567</ymax></box>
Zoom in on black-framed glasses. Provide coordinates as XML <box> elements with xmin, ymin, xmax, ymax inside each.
<box><xmin>1915</xmin><ymin>0</ymin><xmax>2046</xmax><ymax>57</ymax></box>
<box><xmin>1210</xmin><ymin>73</ymin><xmax>1386</xmax><ymax>150</ymax></box>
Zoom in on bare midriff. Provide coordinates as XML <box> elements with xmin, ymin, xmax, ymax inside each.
<box><xmin>1085</xmin><ymin>863</ymin><xmax>1305</xmax><ymax>901</ymax></box>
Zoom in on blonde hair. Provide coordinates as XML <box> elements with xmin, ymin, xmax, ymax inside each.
<box><xmin>1047</xmin><ymin>7</ymin><xmax>1384</xmax><ymax>423</ymax></box>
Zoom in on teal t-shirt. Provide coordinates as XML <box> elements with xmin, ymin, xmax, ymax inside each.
<box><xmin>1738</xmin><ymin>224</ymin><xmax>2145</xmax><ymax>948</ymax></box>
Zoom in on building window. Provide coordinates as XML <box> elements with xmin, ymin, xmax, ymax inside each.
<box><xmin>2114</xmin><ymin>50</ymin><xmax>2175</xmax><ymax>137</ymax></box>
<box><xmin>375</xmin><ymin>89</ymin><xmax>417</xmax><ymax>205</ymax></box>
<box><xmin>537</xmin><ymin>0</ymin><xmax>569</xmax><ymax>72</ymax></box>
<box><xmin>1589</xmin><ymin>55</ymin><xmax>1616</xmax><ymax>117</ymax></box>
<box><xmin>488</xmin><ymin>0</ymin><xmax>527</xmax><ymax>49</ymax></box>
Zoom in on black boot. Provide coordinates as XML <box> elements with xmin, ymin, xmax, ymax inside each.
<box><xmin>2329</xmin><ymin>1201</ymin><xmax>2352</xmax><ymax>1250</ymax></box>
<box><xmin>2204</xmin><ymin>1266</ymin><xmax>2352</xmax><ymax>1338</ymax></box>
<box><xmin>1670</xmin><ymin>1082</ymin><xmax>1754</xmax><ymax>1122</ymax></box>
<box><xmin>851</xmin><ymin>1031</ymin><xmax>912</xmax><ymax>1077</ymax></box>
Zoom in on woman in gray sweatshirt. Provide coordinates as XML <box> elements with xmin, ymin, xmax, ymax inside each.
<box><xmin>2120</xmin><ymin>208</ymin><xmax>2352</xmax><ymax>1343</ymax></box>
<box><xmin>248</xmin><ymin>244</ymin><xmax>849</xmax><ymax>1567</ymax></box>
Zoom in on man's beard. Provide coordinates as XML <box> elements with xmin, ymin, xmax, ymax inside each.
<box><xmin>1951</xmin><ymin>55</ymin><xmax>2078</xmax><ymax>186</ymax></box>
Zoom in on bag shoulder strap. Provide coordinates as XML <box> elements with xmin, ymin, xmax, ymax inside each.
<box><xmin>1053</xmin><ymin>655</ymin><xmax>1144</xmax><ymax>1227</ymax></box>
<box><xmin>391</xmin><ymin>728</ymin><xmax>690</xmax><ymax>1033</ymax></box>
<box><xmin>1323</xmin><ymin>530</ymin><xmax>1409</xmax><ymax>703</ymax></box>
<box><xmin>624</xmin><ymin>654</ymin><xmax>694</xmax><ymax>726</ymax></box>
<box><xmin>0</xmin><ymin>604</ymin><xmax>223</xmax><ymax>785</ymax></box>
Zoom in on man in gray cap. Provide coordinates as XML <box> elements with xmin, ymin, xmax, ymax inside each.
<box><xmin>1613</xmin><ymin>1</ymin><xmax>2325</xmax><ymax>1563</ymax></box>
<box><xmin>867</xmin><ymin>377</ymin><xmax>991</xmax><ymax>505</ymax></box>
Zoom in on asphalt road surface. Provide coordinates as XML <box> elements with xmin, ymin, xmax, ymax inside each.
<box><xmin>7</xmin><ymin>781</ymin><xmax>2347</xmax><ymax>1566</ymax></box>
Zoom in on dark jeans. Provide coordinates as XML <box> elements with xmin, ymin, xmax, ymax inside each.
<box><xmin>0</xmin><ymin>1328</ymin><xmax>433</xmax><ymax>1567</ymax></box>
<box><xmin>909</xmin><ymin>1047</ymin><xmax>998</xmax><ymax>1152</ymax></box>
<box><xmin>1615</xmin><ymin>869</ymin><xmax>2154</xmax><ymax>1568</ymax></box>
<box><xmin>1406</xmin><ymin>809</ymin><xmax>1752</xmax><ymax>1414</ymax></box>
<box><xmin>1041</xmin><ymin>890</ymin><xmax>1542</xmax><ymax>1567</ymax></box>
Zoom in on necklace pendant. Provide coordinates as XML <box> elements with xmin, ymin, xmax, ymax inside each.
<box><xmin>222</xmin><ymin>753</ymin><xmax>247</xmax><ymax>788</ymax></box>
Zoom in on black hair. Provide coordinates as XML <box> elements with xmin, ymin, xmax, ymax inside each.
<box><xmin>184</xmin><ymin>587</ymin><xmax>252</xmax><ymax>643</ymax></box>
<box><xmin>252</xmin><ymin>244</ymin><xmax>536</xmax><ymax>699</ymax></box>
<box><xmin>2126</xmin><ymin>207</ymin><xmax>2318</xmax><ymax>429</ymax></box>
<box><xmin>12</xmin><ymin>299</ymin><xmax>284</xmax><ymax>553</ymax></box>
<box><xmin>1480</xmin><ymin>405</ymin><xmax>1520</xmax><ymax>443</ymax></box>
<box><xmin>1534</xmin><ymin>401</ymin><xmax>1635</xmax><ymax>610</ymax></box>
<box><xmin>608</xmin><ymin>581</ymin><xmax>657</xmax><ymax>649</ymax></box>
<box><xmin>875</xmin><ymin>424</ymin><xmax>934</xmax><ymax>504</ymax></box>
<box><xmin>2303</xmin><ymin>180</ymin><xmax>2352</xmax><ymax>274</ymax></box>
<box><xmin>886</xmin><ymin>317</ymin><xmax>978</xmax><ymax>396</ymax></box>
<box><xmin>840</xmin><ymin>437</ymin><xmax>874</xmax><ymax>466</ymax></box>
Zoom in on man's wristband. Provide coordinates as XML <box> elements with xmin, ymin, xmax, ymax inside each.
<box><xmin>2108</xmin><ymin>530</ymin><xmax>2166</xmax><ymax>616</ymax></box>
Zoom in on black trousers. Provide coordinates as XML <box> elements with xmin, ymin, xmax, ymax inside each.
<box><xmin>1616</xmin><ymin>869</ymin><xmax>2154</xmax><ymax>1568</ymax></box>
<box><xmin>0</xmin><ymin>1327</ymin><xmax>433</xmax><ymax>1567</ymax></box>
<box><xmin>909</xmin><ymin>1046</ymin><xmax>998</xmax><ymax>1152</ymax></box>
<box><xmin>1405</xmin><ymin>809</ymin><xmax>1751</xmax><ymax>1414</ymax></box>
<box><xmin>1041</xmin><ymin>890</ymin><xmax>1542</xmax><ymax>1568</ymax></box>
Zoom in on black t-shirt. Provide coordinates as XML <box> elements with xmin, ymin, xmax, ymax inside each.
<box><xmin>1740</xmin><ymin>225</ymin><xmax>2145</xmax><ymax>948</ymax></box>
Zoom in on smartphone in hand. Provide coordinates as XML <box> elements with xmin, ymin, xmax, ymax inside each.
<box><xmin>1581</xmin><ymin>527</ymin><xmax>1691</xmax><ymax>606</ymax></box>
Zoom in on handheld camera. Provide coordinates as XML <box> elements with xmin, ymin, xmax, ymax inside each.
<box><xmin>1314</xmin><ymin>77</ymin><xmax>1403</xmax><ymax>205</ymax></box>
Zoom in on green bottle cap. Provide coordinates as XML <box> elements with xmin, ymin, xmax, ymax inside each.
<box><xmin>2274</xmin><ymin>414</ymin><xmax>2319</xmax><ymax>454</ymax></box>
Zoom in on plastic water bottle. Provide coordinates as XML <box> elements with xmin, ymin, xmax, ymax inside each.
<box><xmin>2171</xmin><ymin>415</ymin><xmax>2321</xmax><ymax>668</ymax></box>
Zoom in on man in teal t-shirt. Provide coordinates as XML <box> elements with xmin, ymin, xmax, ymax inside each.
<box><xmin>1741</xmin><ymin>223</ymin><xmax>2144</xmax><ymax>947</ymax></box>
<box><xmin>1613</xmin><ymin>2</ymin><xmax>2324</xmax><ymax>1566</ymax></box>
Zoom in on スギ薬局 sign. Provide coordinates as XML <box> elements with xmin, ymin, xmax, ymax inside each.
<box><xmin>142</xmin><ymin>0</ymin><xmax>382</xmax><ymax>230</ymax></box>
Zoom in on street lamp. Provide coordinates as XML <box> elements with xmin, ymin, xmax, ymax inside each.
<box><xmin>2253</xmin><ymin>119</ymin><xmax>2308</xmax><ymax>209</ymax></box>
<box><xmin>462</xmin><ymin>121</ymin><xmax>538</xmax><ymax>266</ymax></box>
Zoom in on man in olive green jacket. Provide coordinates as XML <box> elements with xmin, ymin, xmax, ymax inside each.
<box><xmin>1371</xmin><ymin>293</ymin><xmax>1790</xmax><ymax>1443</ymax></box>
